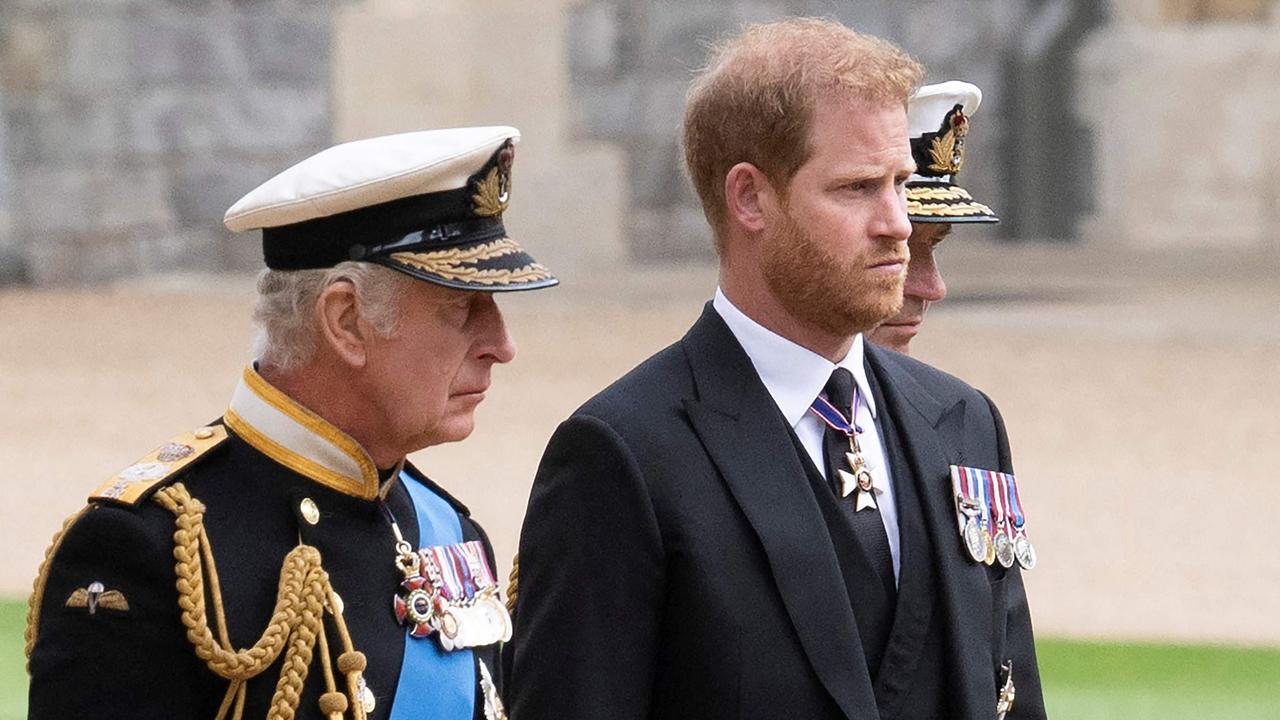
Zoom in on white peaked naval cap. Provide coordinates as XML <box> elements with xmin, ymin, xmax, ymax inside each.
<box><xmin>223</xmin><ymin>126</ymin><xmax>557</xmax><ymax>291</ymax></box>
<box><xmin>906</xmin><ymin>81</ymin><xmax>998</xmax><ymax>224</ymax></box>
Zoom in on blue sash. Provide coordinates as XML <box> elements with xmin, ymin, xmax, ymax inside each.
<box><xmin>389</xmin><ymin>471</ymin><xmax>475</xmax><ymax>720</ymax></box>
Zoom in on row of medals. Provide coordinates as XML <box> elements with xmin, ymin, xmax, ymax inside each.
<box><xmin>394</xmin><ymin>541</ymin><xmax>513</xmax><ymax>651</ymax></box>
<box><xmin>952</xmin><ymin>466</ymin><xmax>1039</xmax><ymax>571</ymax></box>
<box><xmin>957</xmin><ymin>493</ymin><xmax>1036</xmax><ymax>570</ymax></box>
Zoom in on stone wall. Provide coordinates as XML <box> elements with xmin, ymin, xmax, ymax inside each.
<box><xmin>330</xmin><ymin>0</ymin><xmax>626</xmax><ymax>280</ymax></box>
<box><xmin>0</xmin><ymin>0</ymin><xmax>337</xmax><ymax>285</ymax></box>
<box><xmin>3</xmin><ymin>1</ymin><xmax>1275</xmax><ymax>285</ymax></box>
<box><xmin>563</xmin><ymin>0</ymin><xmax>1110</xmax><ymax>260</ymax></box>
<box><xmin>1078</xmin><ymin>1</ymin><xmax>1280</xmax><ymax>250</ymax></box>
<box><xmin>0</xmin><ymin>0</ymin><xmax>623</xmax><ymax>286</ymax></box>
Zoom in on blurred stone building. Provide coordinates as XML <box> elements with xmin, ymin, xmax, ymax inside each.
<box><xmin>0</xmin><ymin>0</ymin><xmax>1274</xmax><ymax>286</ymax></box>
<box><xmin>1081</xmin><ymin>0</ymin><xmax>1280</xmax><ymax>249</ymax></box>
<box><xmin>0</xmin><ymin>1</ymin><xmax>339</xmax><ymax>285</ymax></box>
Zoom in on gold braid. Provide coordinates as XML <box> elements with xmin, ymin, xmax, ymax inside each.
<box><xmin>154</xmin><ymin>483</ymin><xmax>367</xmax><ymax>719</ymax></box>
<box><xmin>268</xmin><ymin>575</ymin><xmax>323</xmax><ymax>720</ymax></box>
<box><xmin>24</xmin><ymin>507</ymin><xmax>88</xmax><ymax>671</ymax></box>
<box><xmin>505</xmin><ymin>553</ymin><xmax>519</xmax><ymax>616</ymax></box>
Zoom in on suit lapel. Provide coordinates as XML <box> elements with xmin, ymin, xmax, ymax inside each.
<box><xmin>866</xmin><ymin>347</ymin><xmax>995</xmax><ymax>716</ymax></box>
<box><xmin>681</xmin><ymin>305</ymin><xmax>877</xmax><ymax>720</ymax></box>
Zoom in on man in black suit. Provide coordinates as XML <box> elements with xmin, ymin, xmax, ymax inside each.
<box><xmin>509</xmin><ymin>18</ymin><xmax>1046</xmax><ymax>720</ymax></box>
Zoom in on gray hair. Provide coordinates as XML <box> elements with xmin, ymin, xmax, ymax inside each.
<box><xmin>252</xmin><ymin>262</ymin><xmax>409</xmax><ymax>373</ymax></box>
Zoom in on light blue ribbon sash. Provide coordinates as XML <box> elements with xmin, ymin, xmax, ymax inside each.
<box><xmin>389</xmin><ymin>471</ymin><xmax>475</xmax><ymax>720</ymax></box>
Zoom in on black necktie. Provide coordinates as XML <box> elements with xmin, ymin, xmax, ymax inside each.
<box><xmin>821</xmin><ymin>368</ymin><xmax>897</xmax><ymax>602</ymax></box>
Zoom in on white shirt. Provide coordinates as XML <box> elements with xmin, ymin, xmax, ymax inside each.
<box><xmin>713</xmin><ymin>288</ymin><xmax>901</xmax><ymax>582</ymax></box>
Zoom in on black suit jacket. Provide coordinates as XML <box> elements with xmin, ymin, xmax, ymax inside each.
<box><xmin>509</xmin><ymin>305</ymin><xmax>1045</xmax><ymax>720</ymax></box>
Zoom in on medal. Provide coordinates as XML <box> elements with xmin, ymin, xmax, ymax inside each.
<box><xmin>810</xmin><ymin>385</ymin><xmax>881</xmax><ymax>511</ymax></box>
<box><xmin>996</xmin><ymin>660</ymin><xmax>1016</xmax><ymax>719</ymax></box>
<box><xmin>1014</xmin><ymin>534</ymin><xmax>1037</xmax><ymax>570</ymax></box>
<box><xmin>962</xmin><ymin>514</ymin><xmax>987</xmax><ymax>564</ymax></box>
<box><xmin>393</xmin><ymin>544</ymin><xmax>443</xmax><ymax>639</ymax></box>
<box><xmin>976</xmin><ymin>469</ymin><xmax>997</xmax><ymax>565</ymax></box>
<box><xmin>991</xmin><ymin>471</ymin><xmax>1015</xmax><ymax>569</ymax></box>
<box><xmin>1006</xmin><ymin>473</ymin><xmax>1037</xmax><ymax>570</ymax></box>
<box><xmin>358</xmin><ymin>676</ymin><xmax>377</xmax><ymax>714</ymax></box>
<box><xmin>424</xmin><ymin>542</ymin><xmax>510</xmax><ymax>649</ymax></box>
<box><xmin>479</xmin><ymin>659</ymin><xmax>509</xmax><ymax>720</ymax></box>
<box><xmin>951</xmin><ymin>466</ymin><xmax>988</xmax><ymax>563</ymax></box>
<box><xmin>953</xmin><ymin>465</ymin><xmax>1033</xmax><ymax>568</ymax></box>
<box><xmin>993</xmin><ymin>532</ymin><xmax>1015</xmax><ymax>569</ymax></box>
<box><xmin>383</xmin><ymin>501</ymin><xmax>513</xmax><ymax>649</ymax></box>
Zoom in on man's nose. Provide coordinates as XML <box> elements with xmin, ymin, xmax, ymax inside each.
<box><xmin>475</xmin><ymin>296</ymin><xmax>517</xmax><ymax>364</ymax></box>
<box><xmin>873</xmin><ymin>186</ymin><xmax>913</xmax><ymax>245</ymax></box>
<box><xmin>904</xmin><ymin>246</ymin><xmax>947</xmax><ymax>303</ymax></box>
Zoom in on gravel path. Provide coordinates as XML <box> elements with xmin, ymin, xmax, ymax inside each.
<box><xmin>2</xmin><ymin>241</ymin><xmax>1276</xmax><ymax>646</ymax></box>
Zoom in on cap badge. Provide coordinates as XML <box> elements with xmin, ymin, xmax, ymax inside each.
<box><xmin>928</xmin><ymin>105</ymin><xmax>969</xmax><ymax>175</ymax></box>
<box><xmin>471</xmin><ymin>142</ymin><xmax>515</xmax><ymax>217</ymax></box>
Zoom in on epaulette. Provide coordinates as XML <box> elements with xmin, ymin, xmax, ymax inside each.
<box><xmin>89</xmin><ymin>425</ymin><xmax>229</xmax><ymax>508</ymax></box>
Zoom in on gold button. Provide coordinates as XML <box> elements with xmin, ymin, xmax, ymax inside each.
<box><xmin>300</xmin><ymin>498</ymin><xmax>320</xmax><ymax>525</ymax></box>
<box><xmin>194</xmin><ymin>427</ymin><xmax>215</xmax><ymax>440</ymax></box>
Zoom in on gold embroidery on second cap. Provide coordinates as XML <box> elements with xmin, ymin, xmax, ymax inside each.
<box><xmin>906</xmin><ymin>186</ymin><xmax>975</xmax><ymax>202</ymax></box>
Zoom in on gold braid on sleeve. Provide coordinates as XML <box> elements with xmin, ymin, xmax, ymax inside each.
<box><xmin>154</xmin><ymin>483</ymin><xmax>370</xmax><ymax>720</ymax></box>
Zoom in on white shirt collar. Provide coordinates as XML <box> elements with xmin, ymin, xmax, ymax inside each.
<box><xmin>712</xmin><ymin>288</ymin><xmax>878</xmax><ymax>428</ymax></box>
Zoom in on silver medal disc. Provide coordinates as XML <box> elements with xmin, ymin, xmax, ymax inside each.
<box><xmin>994</xmin><ymin>532</ymin><xmax>1016</xmax><ymax>569</ymax></box>
<box><xmin>1015</xmin><ymin>534</ymin><xmax>1037</xmax><ymax>570</ymax></box>
<box><xmin>962</xmin><ymin>516</ymin><xmax>986</xmax><ymax>563</ymax></box>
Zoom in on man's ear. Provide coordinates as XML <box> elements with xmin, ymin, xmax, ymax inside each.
<box><xmin>724</xmin><ymin>162</ymin><xmax>776</xmax><ymax>235</ymax></box>
<box><xmin>316</xmin><ymin>280</ymin><xmax>368</xmax><ymax>368</ymax></box>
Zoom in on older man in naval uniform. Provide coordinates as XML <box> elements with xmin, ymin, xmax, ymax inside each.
<box><xmin>26</xmin><ymin>127</ymin><xmax>554</xmax><ymax>720</ymax></box>
<box><xmin>868</xmin><ymin>81</ymin><xmax>1001</xmax><ymax>355</ymax></box>
<box><xmin>510</xmin><ymin>19</ymin><xmax>1045</xmax><ymax>720</ymax></box>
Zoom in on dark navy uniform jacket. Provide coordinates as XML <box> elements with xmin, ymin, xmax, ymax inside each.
<box><xmin>27</xmin><ymin>366</ymin><xmax>504</xmax><ymax>720</ymax></box>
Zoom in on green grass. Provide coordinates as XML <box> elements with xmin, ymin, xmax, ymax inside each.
<box><xmin>1039</xmin><ymin>638</ymin><xmax>1280</xmax><ymax>719</ymax></box>
<box><xmin>2</xmin><ymin>596</ymin><xmax>1277</xmax><ymax>719</ymax></box>
<box><xmin>0</xmin><ymin>599</ymin><xmax>27</xmax><ymax>720</ymax></box>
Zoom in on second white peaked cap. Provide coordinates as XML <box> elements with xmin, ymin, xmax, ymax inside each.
<box><xmin>223</xmin><ymin>126</ymin><xmax>557</xmax><ymax>291</ymax></box>
<box><xmin>907</xmin><ymin>81</ymin><xmax>982</xmax><ymax>139</ymax></box>
<box><xmin>906</xmin><ymin>81</ymin><xmax>998</xmax><ymax>223</ymax></box>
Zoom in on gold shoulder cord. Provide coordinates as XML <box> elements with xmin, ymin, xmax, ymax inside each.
<box><xmin>153</xmin><ymin>483</ymin><xmax>369</xmax><ymax>720</ymax></box>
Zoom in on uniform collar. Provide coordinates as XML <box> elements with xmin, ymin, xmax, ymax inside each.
<box><xmin>712</xmin><ymin>287</ymin><xmax>877</xmax><ymax>428</ymax></box>
<box><xmin>224</xmin><ymin>365</ymin><xmax>381</xmax><ymax>500</ymax></box>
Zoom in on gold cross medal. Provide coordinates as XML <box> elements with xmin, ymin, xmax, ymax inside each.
<box><xmin>839</xmin><ymin>443</ymin><xmax>879</xmax><ymax>511</ymax></box>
